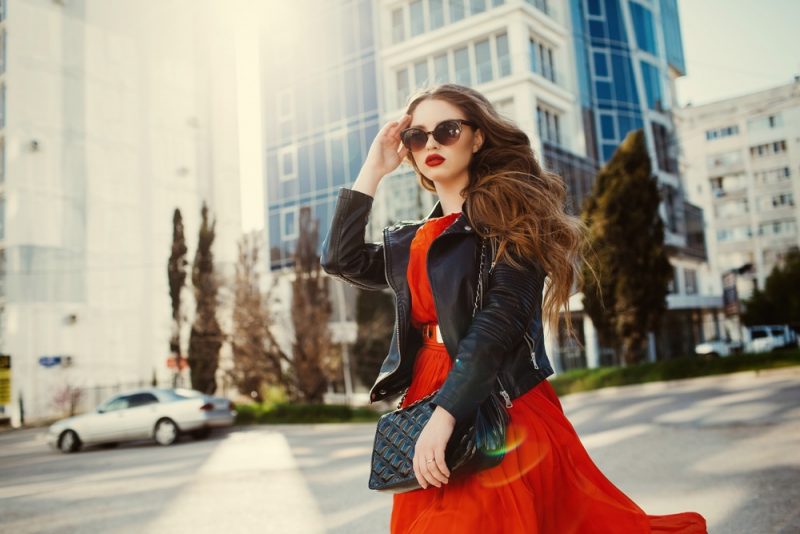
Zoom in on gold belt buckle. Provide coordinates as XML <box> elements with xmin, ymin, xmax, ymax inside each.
<box><xmin>424</xmin><ymin>323</ymin><xmax>443</xmax><ymax>343</ymax></box>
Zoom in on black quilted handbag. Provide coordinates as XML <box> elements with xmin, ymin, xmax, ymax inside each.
<box><xmin>368</xmin><ymin>235</ymin><xmax>511</xmax><ymax>493</ymax></box>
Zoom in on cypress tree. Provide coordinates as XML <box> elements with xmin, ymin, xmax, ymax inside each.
<box><xmin>581</xmin><ymin>129</ymin><xmax>674</xmax><ymax>364</ymax></box>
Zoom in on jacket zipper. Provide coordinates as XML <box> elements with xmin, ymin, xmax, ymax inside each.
<box><xmin>524</xmin><ymin>331</ymin><xmax>539</xmax><ymax>370</ymax></box>
<box><xmin>496</xmin><ymin>375</ymin><xmax>513</xmax><ymax>408</ymax></box>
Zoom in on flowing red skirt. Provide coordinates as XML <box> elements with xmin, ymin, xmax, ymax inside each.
<box><xmin>389</xmin><ymin>338</ymin><xmax>708</xmax><ymax>533</ymax></box>
<box><xmin>390</xmin><ymin>211</ymin><xmax>707</xmax><ymax>533</ymax></box>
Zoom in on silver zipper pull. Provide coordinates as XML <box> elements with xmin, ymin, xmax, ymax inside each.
<box><xmin>524</xmin><ymin>332</ymin><xmax>539</xmax><ymax>370</ymax></box>
<box><xmin>499</xmin><ymin>389</ymin><xmax>513</xmax><ymax>408</ymax></box>
<box><xmin>496</xmin><ymin>376</ymin><xmax>513</xmax><ymax>408</ymax></box>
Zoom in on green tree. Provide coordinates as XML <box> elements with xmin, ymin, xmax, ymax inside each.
<box><xmin>742</xmin><ymin>248</ymin><xmax>800</xmax><ymax>327</ymax></box>
<box><xmin>188</xmin><ymin>202</ymin><xmax>223</xmax><ymax>394</ymax></box>
<box><xmin>581</xmin><ymin>129</ymin><xmax>674</xmax><ymax>365</ymax></box>
<box><xmin>167</xmin><ymin>208</ymin><xmax>188</xmax><ymax>387</ymax></box>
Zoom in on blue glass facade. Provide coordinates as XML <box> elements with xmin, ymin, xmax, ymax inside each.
<box><xmin>263</xmin><ymin>0</ymin><xmax>380</xmax><ymax>270</ymax></box>
<box><xmin>570</xmin><ymin>0</ymin><xmax>686</xmax><ymax>165</ymax></box>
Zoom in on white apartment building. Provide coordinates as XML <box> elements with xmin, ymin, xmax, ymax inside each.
<box><xmin>676</xmin><ymin>80</ymin><xmax>800</xmax><ymax>302</ymax></box>
<box><xmin>1</xmin><ymin>0</ymin><xmax>245</xmax><ymax>425</ymax></box>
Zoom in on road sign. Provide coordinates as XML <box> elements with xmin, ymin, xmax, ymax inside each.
<box><xmin>38</xmin><ymin>356</ymin><xmax>63</xmax><ymax>368</ymax></box>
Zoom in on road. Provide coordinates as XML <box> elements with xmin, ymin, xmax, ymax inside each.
<box><xmin>1</xmin><ymin>367</ymin><xmax>798</xmax><ymax>533</ymax></box>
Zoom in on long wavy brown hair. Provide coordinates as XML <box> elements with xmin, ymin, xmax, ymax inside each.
<box><xmin>403</xmin><ymin>83</ymin><xmax>592</xmax><ymax>344</ymax></box>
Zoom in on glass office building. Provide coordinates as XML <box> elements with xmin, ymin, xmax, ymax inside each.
<box><xmin>262</xmin><ymin>0</ymin><xmax>380</xmax><ymax>271</ymax></box>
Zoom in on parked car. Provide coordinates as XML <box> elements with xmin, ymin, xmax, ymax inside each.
<box><xmin>47</xmin><ymin>387</ymin><xmax>236</xmax><ymax>453</ymax></box>
<box><xmin>694</xmin><ymin>337</ymin><xmax>743</xmax><ymax>358</ymax></box>
<box><xmin>745</xmin><ymin>324</ymin><xmax>798</xmax><ymax>353</ymax></box>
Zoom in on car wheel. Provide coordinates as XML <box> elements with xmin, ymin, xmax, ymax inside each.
<box><xmin>191</xmin><ymin>428</ymin><xmax>212</xmax><ymax>440</ymax></box>
<box><xmin>58</xmin><ymin>430</ymin><xmax>81</xmax><ymax>453</ymax></box>
<box><xmin>153</xmin><ymin>418</ymin><xmax>180</xmax><ymax>446</ymax></box>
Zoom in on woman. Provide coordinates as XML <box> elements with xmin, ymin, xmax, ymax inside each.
<box><xmin>321</xmin><ymin>84</ymin><xmax>707</xmax><ymax>533</ymax></box>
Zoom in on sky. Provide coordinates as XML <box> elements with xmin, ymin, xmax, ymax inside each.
<box><xmin>675</xmin><ymin>0</ymin><xmax>800</xmax><ymax>106</ymax></box>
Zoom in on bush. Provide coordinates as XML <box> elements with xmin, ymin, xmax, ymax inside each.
<box><xmin>550</xmin><ymin>349</ymin><xmax>800</xmax><ymax>396</ymax></box>
<box><xmin>234</xmin><ymin>402</ymin><xmax>384</xmax><ymax>425</ymax></box>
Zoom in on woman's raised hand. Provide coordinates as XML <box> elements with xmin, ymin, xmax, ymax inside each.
<box><xmin>362</xmin><ymin>114</ymin><xmax>413</xmax><ymax>178</ymax></box>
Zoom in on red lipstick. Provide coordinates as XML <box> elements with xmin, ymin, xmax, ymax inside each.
<box><xmin>426</xmin><ymin>154</ymin><xmax>445</xmax><ymax>166</ymax></box>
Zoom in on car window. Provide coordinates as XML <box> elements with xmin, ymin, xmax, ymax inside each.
<box><xmin>751</xmin><ymin>330</ymin><xmax>767</xmax><ymax>339</ymax></box>
<box><xmin>128</xmin><ymin>393</ymin><xmax>159</xmax><ymax>408</ymax></box>
<box><xmin>103</xmin><ymin>396</ymin><xmax>131</xmax><ymax>412</ymax></box>
<box><xmin>770</xmin><ymin>328</ymin><xmax>783</xmax><ymax>336</ymax></box>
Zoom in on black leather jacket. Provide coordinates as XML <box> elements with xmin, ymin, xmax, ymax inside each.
<box><xmin>320</xmin><ymin>186</ymin><xmax>554</xmax><ymax>422</ymax></box>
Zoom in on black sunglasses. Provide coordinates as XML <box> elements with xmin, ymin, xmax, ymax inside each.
<box><xmin>399</xmin><ymin>119</ymin><xmax>479</xmax><ymax>151</ymax></box>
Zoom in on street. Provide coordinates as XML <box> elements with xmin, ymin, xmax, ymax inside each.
<box><xmin>1</xmin><ymin>367</ymin><xmax>798</xmax><ymax>533</ymax></box>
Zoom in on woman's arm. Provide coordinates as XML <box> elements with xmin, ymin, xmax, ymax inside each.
<box><xmin>320</xmin><ymin>185</ymin><xmax>388</xmax><ymax>291</ymax></box>
<box><xmin>431</xmin><ymin>253</ymin><xmax>546</xmax><ymax>422</ymax></box>
<box><xmin>320</xmin><ymin>115</ymin><xmax>412</xmax><ymax>291</ymax></box>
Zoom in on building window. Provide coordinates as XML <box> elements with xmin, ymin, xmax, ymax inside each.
<box><xmin>592</xmin><ymin>50</ymin><xmax>610</xmax><ymax>79</ymax></box>
<box><xmin>449</xmin><ymin>0</ymin><xmax>466</xmax><ymax>23</ymax></box>
<box><xmin>757</xmin><ymin>192</ymin><xmax>794</xmax><ymax>212</ymax></box>
<box><xmin>529</xmin><ymin>38</ymin><xmax>556</xmax><ymax>83</ymax></box>
<box><xmin>717</xmin><ymin>225</ymin><xmax>753</xmax><ymax>243</ymax></box>
<box><xmin>429</xmin><ymin>0</ymin><xmax>445</xmax><ymax>30</ymax></box>
<box><xmin>475</xmin><ymin>38</ymin><xmax>492</xmax><ymax>83</ymax></box>
<box><xmin>537</xmin><ymin>104</ymin><xmax>562</xmax><ymax>145</ymax></box>
<box><xmin>391</xmin><ymin>8</ymin><xmax>405</xmax><ymax>44</ymax></box>
<box><xmin>281</xmin><ymin>207</ymin><xmax>299</xmax><ymax>240</ymax></box>
<box><xmin>748</xmin><ymin>113</ymin><xmax>783</xmax><ymax>131</ymax></box>
<box><xmin>640</xmin><ymin>61</ymin><xmax>663</xmax><ymax>111</ymax></box>
<box><xmin>0</xmin><ymin>137</ymin><xmax>4</xmax><ymax>184</ymax></box>
<box><xmin>454</xmin><ymin>46</ymin><xmax>471</xmax><ymax>85</ymax></box>
<box><xmin>749</xmin><ymin>140</ymin><xmax>786</xmax><ymax>158</ymax></box>
<box><xmin>754</xmin><ymin>166</ymin><xmax>791</xmax><ymax>185</ymax></box>
<box><xmin>278</xmin><ymin>146</ymin><xmax>297</xmax><ymax>181</ymax></box>
<box><xmin>0</xmin><ymin>83</ymin><xmax>4</xmax><ymax>129</ymax></box>
<box><xmin>630</xmin><ymin>2</ymin><xmax>657</xmax><ymax>55</ymax></box>
<box><xmin>524</xmin><ymin>0</ymin><xmax>551</xmax><ymax>17</ymax></box>
<box><xmin>470</xmin><ymin>0</ymin><xmax>486</xmax><ymax>15</ymax></box>
<box><xmin>758</xmin><ymin>219</ymin><xmax>797</xmax><ymax>237</ymax></box>
<box><xmin>396</xmin><ymin>67</ymin><xmax>410</xmax><ymax>108</ymax></box>
<box><xmin>684</xmin><ymin>268</ymin><xmax>697</xmax><ymax>295</ymax></box>
<box><xmin>651</xmin><ymin>122</ymin><xmax>677</xmax><ymax>173</ymax></box>
<box><xmin>414</xmin><ymin>59</ymin><xmax>429</xmax><ymax>87</ymax></box>
<box><xmin>705</xmin><ymin>125</ymin><xmax>739</xmax><ymax>141</ymax></box>
<box><xmin>496</xmin><ymin>32</ymin><xmax>510</xmax><ymax>77</ymax></box>
<box><xmin>409</xmin><ymin>0</ymin><xmax>425</xmax><ymax>37</ymax></box>
<box><xmin>434</xmin><ymin>53</ymin><xmax>449</xmax><ymax>83</ymax></box>
<box><xmin>599</xmin><ymin>113</ymin><xmax>615</xmax><ymax>141</ymax></box>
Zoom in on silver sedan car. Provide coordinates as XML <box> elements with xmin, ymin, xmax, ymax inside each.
<box><xmin>46</xmin><ymin>387</ymin><xmax>237</xmax><ymax>453</ymax></box>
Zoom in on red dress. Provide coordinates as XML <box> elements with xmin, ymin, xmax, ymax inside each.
<box><xmin>390</xmin><ymin>211</ymin><xmax>708</xmax><ymax>533</ymax></box>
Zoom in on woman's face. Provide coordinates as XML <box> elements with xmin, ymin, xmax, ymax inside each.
<box><xmin>407</xmin><ymin>99</ymin><xmax>483</xmax><ymax>186</ymax></box>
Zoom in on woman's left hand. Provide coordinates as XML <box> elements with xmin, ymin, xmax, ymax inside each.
<box><xmin>413</xmin><ymin>406</ymin><xmax>456</xmax><ymax>489</ymax></box>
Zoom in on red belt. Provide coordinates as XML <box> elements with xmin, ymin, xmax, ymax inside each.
<box><xmin>421</xmin><ymin>322</ymin><xmax>444</xmax><ymax>343</ymax></box>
